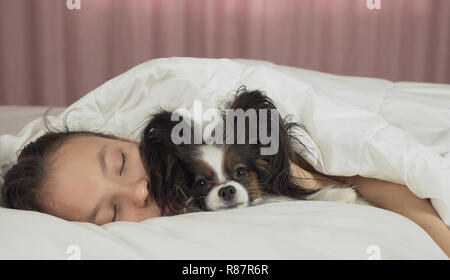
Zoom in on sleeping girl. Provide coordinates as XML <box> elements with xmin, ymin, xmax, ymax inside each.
<box><xmin>1</xmin><ymin>94</ymin><xmax>449</xmax><ymax>258</ymax></box>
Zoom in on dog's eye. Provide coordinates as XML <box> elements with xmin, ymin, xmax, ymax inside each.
<box><xmin>234</xmin><ymin>167</ymin><xmax>247</xmax><ymax>179</ymax></box>
<box><xmin>196</xmin><ymin>179</ymin><xmax>207</xmax><ymax>187</ymax></box>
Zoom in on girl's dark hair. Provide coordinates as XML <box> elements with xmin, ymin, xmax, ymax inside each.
<box><xmin>0</xmin><ymin>113</ymin><xmax>114</xmax><ymax>212</ymax></box>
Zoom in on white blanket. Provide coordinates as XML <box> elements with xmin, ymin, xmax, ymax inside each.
<box><xmin>0</xmin><ymin>58</ymin><xmax>448</xmax><ymax>259</ymax></box>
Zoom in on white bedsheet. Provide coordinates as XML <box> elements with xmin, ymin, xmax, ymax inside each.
<box><xmin>0</xmin><ymin>200</ymin><xmax>445</xmax><ymax>259</ymax></box>
<box><xmin>0</xmin><ymin>58</ymin><xmax>448</xmax><ymax>259</ymax></box>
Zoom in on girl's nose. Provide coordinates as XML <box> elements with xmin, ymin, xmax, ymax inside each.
<box><xmin>127</xmin><ymin>179</ymin><xmax>149</xmax><ymax>208</ymax></box>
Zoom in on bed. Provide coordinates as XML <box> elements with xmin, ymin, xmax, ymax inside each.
<box><xmin>0</xmin><ymin>58</ymin><xmax>448</xmax><ymax>259</ymax></box>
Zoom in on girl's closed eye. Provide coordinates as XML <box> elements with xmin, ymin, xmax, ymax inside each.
<box><xmin>120</xmin><ymin>152</ymin><xmax>126</xmax><ymax>175</ymax></box>
<box><xmin>112</xmin><ymin>203</ymin><xmax>118</xmax><ymax>222</ymax></box>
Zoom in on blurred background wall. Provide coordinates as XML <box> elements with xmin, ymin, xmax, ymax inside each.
<box><xmin>0</xmin><ymin>0</ymin><xmax>449</xmax><ymax>106</ymax></box>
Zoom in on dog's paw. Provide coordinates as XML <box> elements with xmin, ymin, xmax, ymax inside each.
<box><xmin>307</xmin><ymin>186</ymin><xmax>357</xmax><ymax>203</ymax></box>
<box><xmin>334</xmin><ymin>188</ymin><xmax>358</xmax><ymax>203</ymax></box>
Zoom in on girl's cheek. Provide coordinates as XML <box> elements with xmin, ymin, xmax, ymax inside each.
<box><xmin>131</xmin><ymin>145</ymin><xmax>147</xmax><ymax>176</ymax></box>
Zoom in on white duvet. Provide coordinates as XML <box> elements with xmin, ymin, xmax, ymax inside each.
<box><xmin>0</xmin><ymin>57</ymin><xmax>449</xmax><ymax>259</ymax></box>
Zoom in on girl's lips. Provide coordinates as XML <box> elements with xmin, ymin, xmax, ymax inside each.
<box><xmin>161</xmin><ymin>203</ymin><xmax>172</xmax><ymax>216</ymax></box>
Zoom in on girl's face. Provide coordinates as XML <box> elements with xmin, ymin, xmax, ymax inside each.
<box><xmin>41</xmin><ymin>136</ymin><xmax>167</xmax><ymax>226</ymax></box>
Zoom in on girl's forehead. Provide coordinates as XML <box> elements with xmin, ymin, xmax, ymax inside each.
<box><xmin>42</xmin><ymin>137</ymin><xmax>108</xmax><ymax>221</ymax></box>
<box><xmin>46</xmin><ymin>136</ymin><xmax>100</xmax><ymax>164</ymax></box>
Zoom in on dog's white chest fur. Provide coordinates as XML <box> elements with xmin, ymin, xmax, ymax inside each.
<box><xmin>306</xmin><ymin>185</ymin><xmax>358</xmax><ymax>203</ymax></box>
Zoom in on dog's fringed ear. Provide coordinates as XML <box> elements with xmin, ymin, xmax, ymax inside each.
<box><xmin>139</xmin><ymin>110</ymin><xmax>194</xmax><ymax>215</ymax></box>
<box><xmin>226</xmin><ymin>86</ymin><xmax>315</xmax><ymax>199</ymax></box>
<box><xmin>223</xmin><ymin>86</ymin><xmax>279</xmax><ymax>153</ymax></box>
<box><xmin>225</xmin><ymin>86</ymin><xmax>287</xmax><ymax>166</ymax></box>
<box><xmin>164</xmin><ymin>153</ymin><xmax>196</xmax><ymax>214</ymax></box>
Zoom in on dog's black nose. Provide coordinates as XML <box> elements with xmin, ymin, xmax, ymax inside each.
<box><xmin>218</xmin><ymin>185</ymin><xmax>236</xmax><ymax>201</ymax></box>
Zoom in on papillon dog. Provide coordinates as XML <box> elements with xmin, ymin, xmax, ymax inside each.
<box><xmin>139</xmin><ymin>87</ymin><xmax>358</xmax><ymax>215</ymax></box>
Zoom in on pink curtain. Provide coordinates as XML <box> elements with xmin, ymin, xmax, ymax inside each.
<box><xmin>0</xmin><ymin>0</ymin><xmax>449</xmax><ymax>106</ymax></box>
